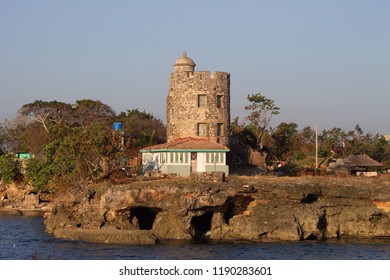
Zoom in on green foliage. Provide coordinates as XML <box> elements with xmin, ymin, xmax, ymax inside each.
<box><xmin>117</xmin><ymin>108</ymin><xmax>166</xmax><ymax>151</ymax></box>
<box><xmin>136</xmin><ymin>130</ymin><xmax>155</xmax><ymax>147</ymax></box>
<box><xmin>2</xmin><ymin>100</ymin><xmax>168</xmax><ymax>192</ymax></box>
<box><xmin>0</xmin><ymin>124</ymin><xmax>5</xmax><ymax>155</ymax></box>
<box><xmin>230</xmin><ymin>115</ymin><xmax>389</xmax><ymax>169</ymax></box>
<box><xmin>25</xmin><ymin>158</ymin><xmax>53</xmax><ymax>192</ymax></box>
<box><xmin>317</xmin><ymin>125</ymin><xmax>390</xmax><ymax>164</ymax></box>
<box><xmin>0</xmin><ymin>154</ymin><xmax>21</xmax><ymax>184</ymax></box>
<box><xmin>293</xmin><ymin>151</ymin><xmax>306</xmax><ymax>161</ymax></box>
<box><xmin>230</xmin><ymin>117</ymin><xmax>258</xmax><ymax>149</ymax></box>
<box><xmin>73</xmin><ymin>99</ymin><xmax>116</xmax><ymax>128</ymax></box>
<box><xmin>244</xmin><ymin>93</ymin><xmax>280</xmax><ymax>149</ymax></box>
<box><xmin>270</xmin><ymin>122</ymin><xmax>299</xmax><ymax>160</ymax></box>
<box><xmin>88</xmin><ymin>123</ymin><xmax>111</xmax><ymax>149</ymax></box>
<box><xmin>119</xmin><ymin>108</ymin><xmax>156</xmax><ymax>120</ymax></box>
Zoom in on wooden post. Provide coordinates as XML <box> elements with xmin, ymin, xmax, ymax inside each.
<box><xmin>315</xmin><ymin>125</ymin><xmax>319</xmax><ymax>170</ymax></box>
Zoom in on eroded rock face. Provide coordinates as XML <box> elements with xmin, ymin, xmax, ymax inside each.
<box><xmin>44</xmin><ymin>177</ymin><xmax>390</xmax><ymax>244</ymax></box>
<box><xmin>0</xmin><ymin>183</ymin><xmax>33</xmax><ymax>207</ymax></box>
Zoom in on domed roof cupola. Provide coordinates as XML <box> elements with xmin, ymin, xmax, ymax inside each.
<box><xmin>174</xmin><ymin>52</ymin><xmax>196</xmax><ymax>72</ymax></box>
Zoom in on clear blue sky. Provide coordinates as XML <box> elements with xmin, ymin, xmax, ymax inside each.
<box><xmin>1</xmin><ymin>0</ymin><xmax>389</xmax><ymax>134</ymax></box>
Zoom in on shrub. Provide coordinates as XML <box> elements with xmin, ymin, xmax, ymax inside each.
<box><xmin>25</xmin><ymin>158</ymin><xmax>53</xmax><ymax>192</ymax></box>
<box><xmin>0</xmin><ymin>154</ymin><xmax>21</xmax><ymax>184</ymax></box>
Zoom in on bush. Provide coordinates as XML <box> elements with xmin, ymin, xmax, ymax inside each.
<box><xmin>25</xmin><ymin>158</ymin><xmax>53</xmax><ymax>192</ymax></box>
<box><xmin>0</xmin><ymin>154</ymin><xmax>21</xmax><ymax>184</ymax></box>
<box><xmin>293</xmin><ymin>151</ymin><xmax>306</xmax><ymax>161</ymax></box>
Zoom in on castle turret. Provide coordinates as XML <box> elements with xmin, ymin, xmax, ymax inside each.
<box><xmin>173</xmin><ymin>52</ymin><xmax>196</xmax><ymax>72</ymax></box>
<box><xmin>166</xmin><ymin>52</ymin><xmax>230</xmax><ymax>146</ymax></box>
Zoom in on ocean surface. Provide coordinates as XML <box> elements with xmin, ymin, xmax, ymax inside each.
<box><xmin>1</xmin><ymin>216</ymin><xmax>390</xmax><ymax>260</ymax></box>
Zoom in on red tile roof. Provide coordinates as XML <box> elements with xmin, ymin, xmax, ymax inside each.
<box><xmin>140</xmin><ymin>137</ymin><xmax>229</xmax><ymax>152</ymax></box>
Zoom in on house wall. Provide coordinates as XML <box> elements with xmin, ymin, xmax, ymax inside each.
<box><xmin>142</xmin><ymin>151</ymin><xmax>229</xmax><ymax>176</ymax></box>
<box><xmin>197</xmin><ymin>153</ymin><xmax>206</xmax><ymax>172</ymax></box>
<box><xmin>205</xmin><ymin>165</ymin><xmax>229</xmax><ymax>175</ymax></box>
<box><xmin>160</xmin><ymin>165</ymin><xmax>191</xmax><ymax>177</ymax></box>
<box><xmin>142</xmin><ymin>153</ymin><xmax>159</xmax><ymax>172</ymax></box>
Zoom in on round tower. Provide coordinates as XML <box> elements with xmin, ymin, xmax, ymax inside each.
<box><xmin>166</xmin><ymin>52</ymin><xmax>230</xmax><ymax>146</ymax></box>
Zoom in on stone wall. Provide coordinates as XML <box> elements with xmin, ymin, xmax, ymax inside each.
<box><xmin>190</xmin><ymin>171</ymin><xmax>226</xmax><ymax>183</ymax></box>
<box><xmin>166</xmin><ymin>70</ymin><xmax>230</xmax><ymax>146</ymax></box>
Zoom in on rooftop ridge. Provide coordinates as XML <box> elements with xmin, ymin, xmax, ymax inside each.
<box><xmin>173</xmin><ymin>137</ymin><xmax>210</xmax><ymax>142</ymax></box>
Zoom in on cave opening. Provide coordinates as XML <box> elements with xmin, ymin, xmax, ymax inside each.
<box><xmin>130</xmin><ymin>207</ymin><xmax>161</xmax><ymax>230</ymax></box>
<box><xmin>223</xmin><ymin>195</ymin><xmax>254</xmax><ymax>224</ymax></box>
<box><xmin>317</xmin><ymin>210</ymin><xmax>328</xmax><ymax>239</ymax></box>
<box><xmin>305</xmin><ymin>234</ymin><xmax>318</xmax><ymax>240</ymax></box>
<box><xmin>301</xmin><ymin>193</ymin><xmax>321</xmax><ymax>204</ymax></box>
<box><xmin>190</xmin><ymin>211</ymin><xmax>214</xmax><ymax>240</ymax></box>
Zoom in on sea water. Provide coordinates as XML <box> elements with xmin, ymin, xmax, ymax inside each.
<box><xmin>1</xmin><ymin>216</ymin><xmax>390</xmax><ymax>260</ymax></box>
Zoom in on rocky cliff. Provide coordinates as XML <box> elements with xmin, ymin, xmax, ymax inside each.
<box><xmin>44</xmin><ymin>176</ymin><xmax>390</xmax><ymax>244</ymax></box>
<box><xmin>0</xmin><ymin>182</ymin><xmax>52</xmax><ymax>216</ymax></box>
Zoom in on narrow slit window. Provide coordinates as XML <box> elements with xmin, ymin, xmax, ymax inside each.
<box><xmin>217</xmin><ymin>123</ymin><xmax>224</xmax><ymax>136</ymax></box>
<box><xmin>217</xmin><ymin>95</ymin><xmax>223</xmax><ymax>108</ymax></box>
<box><xmin>198</xmin><ymin>94</ymin><xmax>207</xmax><ymax>107</ymax></box>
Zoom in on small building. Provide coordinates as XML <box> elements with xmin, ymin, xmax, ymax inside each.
<box><xmin>140</xmin><ymin>137</ymin><xmax>229</xmax><ymax>177</ymax></box>
<box><xmin>327</xmin><ymin>154</ymin><xmax>383</xmax><ymax>176</ymax></box>
<box><xmin>344</xmin><ymin>154</ymin><xmax>383</xmax><ymax>176</ymax></box>
<box><xmin>15</xmin><ymin>152</ymin><xmax>32</xmax><ymax>159</ymax></box>
<box><xmin>140</xmin><ymin>53</ymin><xmax>231</xmax><ymax>177</ymax></box>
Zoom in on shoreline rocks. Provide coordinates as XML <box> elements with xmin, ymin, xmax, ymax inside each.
<box><xmin>43</xmin><ymin>176</ymin><xmax>390</xmax><ymax>244</ymax></box>
<box><xmin>0</xmin><ymin>182</ymin><xmax>53</xmax><ymax>217</ymax></box>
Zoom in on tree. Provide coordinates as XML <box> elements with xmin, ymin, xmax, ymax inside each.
<box><xmin>299</xmin><ymin>126</ymin><xmax>316</xmax><ymax>155</ymax></box>
<box><xmin>117</xmin><ymin>109</ymin><xmax>166</xmax><ymax>151</ymax></box>
<box><xmin>316</xmin><ymin>125</ymin><xmax>390</xmax><ymax>165</ymax></box>
<box><xmin>0</xmin><ymin>123</ymin><xmax>5</xmax><ymax>155</ymax></box>
<box><xmin>18</xmin><ymin>100</ymin><xmax>73</xmax><ymax>133</ymax></box>
<box><xmin>318</xmin><ymin>127</ymin><xmax>349</xmax><ymax>157</ymax></box>
<box><xmin>244</xmin><ymin>93</ymin><xmax>280</xmax><ymax>149</ymax></box>
<box><xmin>0</xmin><ymin>154</ymin><xmax>21</xmax><ymax>184</ymax></box>
<box><xmin>25</xmin><ymin>158</ymin><xmax>53</xmax><ymax>192</ymax></box>
<box><xmin>270</xmin><ymin>122</ymin><xmax>299</xmax><ymax>161</ymax></box>
<box><xmin>230</xmin><ymin>117</ymin><xmax>257</xmax><ymax>148</ymax></box>
<box><xmin>72</xmin><ymin>99</ymin><xmax>116</xmax><ymax>129</ymax></box>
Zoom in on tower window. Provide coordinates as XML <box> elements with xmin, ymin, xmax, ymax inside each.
<box><xmin>217</xmin><ymin>95</ymin><xmax>223</xmax><ymax>108</ymax></box>
<box><xmin>198</xmin><ymin>95</ymin><xmax>207</xmax><ymax>107</ymax></box>
<box><xmin>217</xmin><ymin>123</ymin><xmax>224</xmax><ymax>136</ymax></box>
<box><xmin>197</xmin><ymin>123</ymin><xmax>208</xmax><ymax>136</ymax></box>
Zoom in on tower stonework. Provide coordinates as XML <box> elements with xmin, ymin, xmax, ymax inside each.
<box><xmin>166</xmin><ymin>52</ymin><xmax>230</xmax><ymax>146</ymax></box>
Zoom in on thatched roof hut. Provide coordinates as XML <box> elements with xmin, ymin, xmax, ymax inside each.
<box><xmin>344</xmin><ymin>154</ymin><xmax>383</xmax><ymax>171</ymax></box>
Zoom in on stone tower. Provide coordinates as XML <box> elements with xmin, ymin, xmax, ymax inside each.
<box><xmin>166</xmin><ymin>52</ymin><xmax>231</xmax><ymax>146</ymax></box>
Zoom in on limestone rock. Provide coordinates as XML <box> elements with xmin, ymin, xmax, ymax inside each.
<box><xmin>44</xmin><ymin>177</ymin><xmax>390</xmax><ymax>244</ymax></box>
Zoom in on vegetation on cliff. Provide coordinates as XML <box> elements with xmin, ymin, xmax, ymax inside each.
<box><xmin>0</xmin><ymin>96</ymin><xmax>389</xmax><ymax>195</ymax></box>
<box><xmin>231</xmin><ymin>94</ymin><xmax>389</xmax><ymax>169</ymax></box>
<box><xmin>0</xmin><ymin>100</ymin><xmax>165</xmax><ymax>193</ymax></box>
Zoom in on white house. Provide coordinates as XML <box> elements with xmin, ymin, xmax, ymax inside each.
<box><xmin>140</xmin><ymin>137</ymin><xmax>229</xmax><ymax>177</ymax></box>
